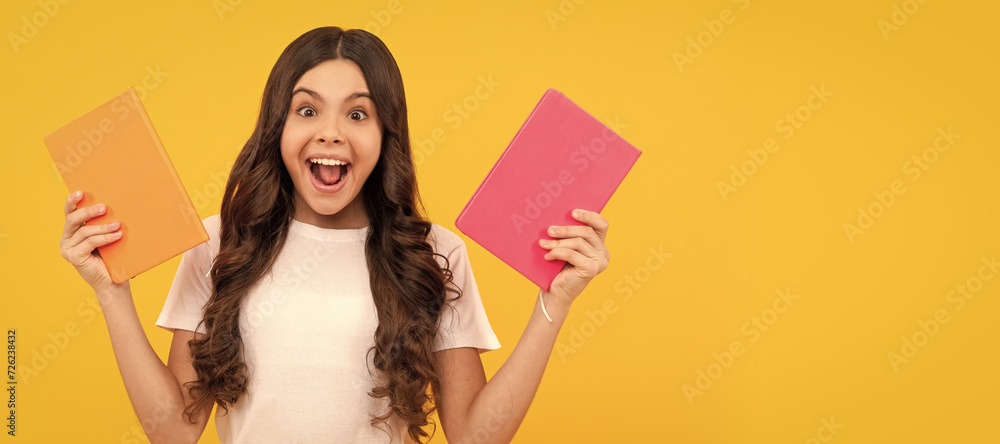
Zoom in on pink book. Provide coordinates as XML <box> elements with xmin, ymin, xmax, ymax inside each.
<box><xmin>456</xmin><ymin>89</ymin><xmax>642</xmax><ymax>290</ymax></box>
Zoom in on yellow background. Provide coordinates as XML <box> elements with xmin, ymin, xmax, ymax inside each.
<box><xmin>1</xmin><ymin>0</ymin><xmax>997</xmax><ymax>442</ymax></box>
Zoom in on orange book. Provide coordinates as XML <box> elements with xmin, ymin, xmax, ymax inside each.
<box><xmin>44</xmin><ymin>87</ymin><xmax>209</xmax><ymax>284</ymax></box>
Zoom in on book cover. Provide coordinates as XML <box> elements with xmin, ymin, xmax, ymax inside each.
<box><xmin>44</xmin><ymin>87</ymin><xmax>209</xmax><ymax>284</ymax></box>
<box><xmin>456</xmin><ymin>89</ymin><xmax>642</xmax><ymax>290</ymax></box>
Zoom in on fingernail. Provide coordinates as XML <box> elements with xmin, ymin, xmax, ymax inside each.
<box><xmin>573</xmin><ymin>209</ymin><xmax>581</xmax><ymax>218</ymax></box>
<box><xmin>540</xmin><ymin>239</ymin><xmax>550</xmax><ymax>247</ymax></box>
<box><xmin>96</xmin><ymin>204</ymin><xmax>106</xmax><ymax>212</ymax></box>
<box><xmin>74</xmin><ymin>191</ymin><xmax>82</xmax><ymax>199</ymax></box>
<box><xmin>548</xmin><ymin>226</ymin><xmax>558</xmax><ymax>236</ymax></box>
<box><xmin>109</xmin><ymin>221</ymin><xmax>119</xmax><ymax>229</ymax></box>
<box><xmin>112</xmin><ymin>231</ymin><xmax>122</xmax><ymax>237</ymax></box>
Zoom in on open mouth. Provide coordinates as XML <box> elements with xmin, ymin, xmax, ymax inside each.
<box><xmin>308</xmin><ymin>158</ymin><xmax>350</xmax><ymax>187</ymax></box>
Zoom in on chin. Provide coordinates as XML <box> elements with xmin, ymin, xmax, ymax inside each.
<box><xmin>306</xmin><ymin>198</ymin><xmax>350</xmax><ymax>215</ymax></box>
<box><xmin>300</xmin><ymin>186</ymin><xmax>365</xmax><ymax>219</ymax></box>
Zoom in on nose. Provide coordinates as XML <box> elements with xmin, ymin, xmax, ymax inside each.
<box><xmin>316</xmin><ymin>115</ymin><xmax>343</xmax><ymax>145</ymax></box>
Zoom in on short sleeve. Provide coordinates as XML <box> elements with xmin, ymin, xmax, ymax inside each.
<box><xmin>431</xmin><ymin>225</ymin><xmax>502</xmax><ymax>353</ymax></box>
<box><xmin>155</xmin><ymin>218</ymin><xmax>216</xmax><ymax>334</ymax></box>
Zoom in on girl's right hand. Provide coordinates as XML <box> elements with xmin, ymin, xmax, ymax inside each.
<box><xmin>59</xmin><ymin>190</ymin><xmax>127</xmax><ymax>294</ymax></box>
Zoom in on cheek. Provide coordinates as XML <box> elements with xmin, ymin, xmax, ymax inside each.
<box><xmin>280</xmin><ymin>123</ymin><xmax>309</xmax><ymax>161</ymax></box>
<box><xmin>362</xmin><ymin>140</ymin><xmax>382</xmax><ymax>172</ymax></box>
<box><xmin>344</xmin><ymin>126</ymin><xmax>382</xmax><ymax>169</ymax></box>
<box><xmin>278</xmin><ymin>137</ymin><xmax>294</xmax><ymax>170</ymax></box>
<box><xmin>282</xmin><ymin>116</ymin><xmax>313</xmax><ymax>142</ymax></box>
<box><xmin>362</xmin><ymin>128</ymin><xmax>382</xmax><ymax>163</ymax></box>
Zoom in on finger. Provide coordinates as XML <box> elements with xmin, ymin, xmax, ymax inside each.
<box><xmin>62</xmin><ymin>221</ymin><xmax>120</xmax><ymax>263</ymax></box>
<box><xmin>63</xmin><ymin>191</ymin><xmax>83</xmax><ymax>216</ymax></box>
<box><xmin>78</xmin><ymin>231</ymin><xmax>123</xmax><ymax>257</ymax></box>
<box><xmin>65</xmin><ymin>220</ymin><xmax>120</xmax><ymax>249</ymax></box>
<box><xmin>63</xmin><ymin>227</ymin><xmax>122</xmax><ymax>264</ymax></box>
<box><xmin>546</xmin><ymin>224</ymin><xmax>604</xmax><ymax>252</ymax></box>
<box><xmin>543</xmin><ymin>247</ymin><xmax>603</xmax><ymax>280</ymax></box>
<box><xmin>63</xmin><ymin>202</ymin><xmax>107</xmax><ymax>240</ymax></box>
<box><xmin>570</xmin><ymin>209</ymin><xmax>609</xmax><ymax>242</ymax></box>
<box><xmin>540</xmin><ymin>237</ymin><xmax>600</xmax><ymax>259</ymax></box>
<box><xmin>61</xmin><ymin>191</ymin><xmax>85</xmax><ymax>241</ymax></box>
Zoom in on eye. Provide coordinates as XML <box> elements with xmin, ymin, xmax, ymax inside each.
<box><xmin>296</xmin><ymin>106</ymin><xmax>317</xmax><ymax>118</ymax></box>
<box><xmin>349</xmin><ymin>109</ymin><xmax>368</xmax><ymax>121</ymax></box>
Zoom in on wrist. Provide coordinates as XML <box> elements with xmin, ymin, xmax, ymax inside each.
<box><xmin>538</xmin><ymin>289</ymin><xmax>572</xmax><ymax>323</ymax></box>
<box><xmin>95</xmin><ymin>281</ymin><xmax>132</xmax><ymax>307</ymax></box>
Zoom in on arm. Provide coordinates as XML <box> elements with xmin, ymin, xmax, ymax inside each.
<box><xmin>60</xmin><ymin>191</ymin><xmax>212</xmax><ymax>443</ymax></box>
<box><xmin>434</xmin><ymin>210</ymin><xmax>610</xmax><ymax>443</ymax></box>
<box><xmin>99</xmin><ymin>287</ymin><xmax>213</xmax><ymax>444</ymax></box>
<box><xmin>434</xmin><ymin>294</ymin><xmax>572</xmax><ymax>443</ymax></box>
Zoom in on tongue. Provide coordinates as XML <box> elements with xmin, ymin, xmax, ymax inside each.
<box><xmin>316</xmin><ymin>164</ymin><xmax>343</xmax><ymax>185</ymax></box>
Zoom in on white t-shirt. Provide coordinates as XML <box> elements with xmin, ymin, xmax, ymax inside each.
<box><xmin>155</xmin><ymin>215</ymin><xmax>501</xmax><ymax>444</ymax></box>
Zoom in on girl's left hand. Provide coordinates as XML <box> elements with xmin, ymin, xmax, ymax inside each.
<box><xmin>539</xmin><ymin>209</ymin><xmax>610</xmax><ymax>306</ymax></box>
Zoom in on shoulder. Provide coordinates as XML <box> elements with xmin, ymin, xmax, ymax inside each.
<box><xmin>202</xmin><ymin>214</ymin><xmax>222</xmax><ymax>237</ymax></box>
<box><xmin>194</xmin><ymin>214</ymin><xmax>223</xmax><ymax>258</ymax></box>
<box><xmin>426</xmin><ymin>222</ymin><xmax>466</xmax><ymax>257</ymax></box>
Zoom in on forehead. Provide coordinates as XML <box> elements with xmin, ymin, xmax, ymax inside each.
<box><xmin>293</xmin><ymin>59</ymin><xmax>369</xmax><ymax>97</ymax></box>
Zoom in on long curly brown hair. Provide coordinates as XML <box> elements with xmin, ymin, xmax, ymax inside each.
<box><xmin>181</xmin><ymin>27</ymin><xmax>457</xmax><ymax>443</ymax></box>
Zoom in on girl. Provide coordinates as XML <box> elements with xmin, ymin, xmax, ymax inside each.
<box><xmin>59</xmin><ymin>27</ymin><xmax>610</xmax><ymax>443</ymax></box>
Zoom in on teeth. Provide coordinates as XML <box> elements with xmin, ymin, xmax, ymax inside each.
<box><xmin>309</xmin><ymin>158</ymin><xmax>347</xmax><ymax>166</ymax></box>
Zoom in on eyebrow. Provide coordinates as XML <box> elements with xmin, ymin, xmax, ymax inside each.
<box><xmin>291</xmin><ymin>88</ymin><xmax>372</xmax><ymax>104</ymax></box>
